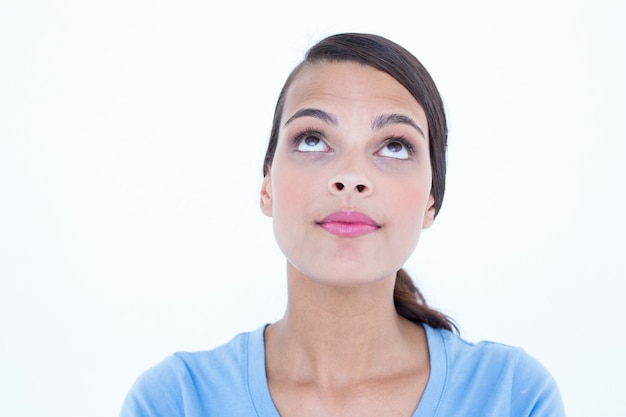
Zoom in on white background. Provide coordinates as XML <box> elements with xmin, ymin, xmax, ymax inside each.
<box><xmin>1</xmin><ymin>1</ymin><xmax>625</xmax><ymax>416</ymax></box>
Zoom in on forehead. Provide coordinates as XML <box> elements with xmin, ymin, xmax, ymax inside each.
<box><xmin>282</xmin><ymin>61</ymin><xmax>427</xmax><ymax>126</ymax></box>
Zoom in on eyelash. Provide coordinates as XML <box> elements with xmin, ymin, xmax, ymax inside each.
<box><xmin>383</xmin><ymin>136</ymin><xmax>415</xmax><ymax>155</ymax></box>
<box><xmin>291</xmin><ymin>128</ymin><xmax>324</xmax><ymax>146</ymax></box>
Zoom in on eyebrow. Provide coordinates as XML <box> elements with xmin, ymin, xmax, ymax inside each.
<box><xmin>283</xmin><ymin>108</ymin><xmax>339</xmax><ymax>127</ymax></box>
<box><xmin>371</xmin><ymin>113</ymin><xmax>426</xmax><ymax>139</ymax></box>
<box><xmin>283</xmin><ymin>108</ymin><xmax>426</xmax><ymax>139</ymax></box>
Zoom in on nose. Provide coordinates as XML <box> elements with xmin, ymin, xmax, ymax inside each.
<box><xmin>328</xmin><ymin>167</ymin><xmax>373</xmax><ymax>196</ymax></box>
<box><xmin>330</xmin><ymin>181</ymin><xmax>369</xmax><ymax>193</ymax></box>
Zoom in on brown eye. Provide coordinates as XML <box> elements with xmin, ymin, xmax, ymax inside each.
<box><xmin>296</xmin><ymin>133</ymin><xmax>329</xmax><ymax>152</ymax></box>
<box><xmin>377</xmin><ymin>139</ymin><xmax>411</xmax><ymax>160</ymax></box>
<box><xmin>386</xmin><ymin>141</ymin><xmax>403</xmax><ymax>153</ymax></box>
<box><xmin>304</xmin><ymin>136</ymin><xmax>320</xmax><ymax>147</ymax></box>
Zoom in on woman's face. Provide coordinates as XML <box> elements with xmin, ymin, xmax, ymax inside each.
<box><xmin>261</xmin><ymin>61</ymin><xmax>435</xmax><ymax>286</ymax></box>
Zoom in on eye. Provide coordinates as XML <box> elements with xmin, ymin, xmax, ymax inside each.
<box><xmin>377</xmin><ymin>138</ymin><xmax>414</xmax><ymax>160</ymax></box>
<box><xmin>295</xmin><ymin>132</ymin><xmax>330</xmax><ymax>152</ymax></box>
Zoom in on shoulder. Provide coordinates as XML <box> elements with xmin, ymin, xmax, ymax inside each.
<box><xmin>437</xmin><ymin>327</ymin><xmax>529</xmax><ymax>373</ymax></box>
<box><xmin>425</xmin><ymin>326</ymin><xmax>565</xmax><ymax>416</ymax></box>
<box><xmin>119</xmin><ymin>327</ymin><xmax>263</xmax><ymax>417</ymax></box>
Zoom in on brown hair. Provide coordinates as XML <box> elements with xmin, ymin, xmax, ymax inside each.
<box><xmin>263</xmin><ymin>33</ymin><xmax>457</xmax><ymax>332</ymax></box>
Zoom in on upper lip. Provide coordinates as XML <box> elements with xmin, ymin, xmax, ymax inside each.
<box><xmin>318</xmin><ymin>211</ymin><xmax>380</xmax><ymax>227</ymax></box>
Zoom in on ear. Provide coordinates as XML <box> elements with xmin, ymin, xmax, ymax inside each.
<box><xmin>422</xmin><ymin>194</ymin><xmax>436</xmax><ymax>229</ymax></box>
<box><xmin>260</xmin><ymin>175</ymin><xmax>273</xmax><ymax>217</ymax></box>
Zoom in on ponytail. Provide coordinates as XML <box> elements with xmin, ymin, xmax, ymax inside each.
<box><xmin>394</xmin><ymin>268</ymin><xmax>458</xmax><ymax>333</ymax></box>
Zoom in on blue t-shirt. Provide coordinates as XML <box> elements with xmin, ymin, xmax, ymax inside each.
<box><xmin>120</xmin><ymin>324</ymin><xmax>565</xmax><ymax>416</ymax></box>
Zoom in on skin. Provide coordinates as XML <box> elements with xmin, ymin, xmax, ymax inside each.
<box><xmin>260</xmin><ymin>62</ymin><xmax>436</xmax><ymax>417</ymax></box>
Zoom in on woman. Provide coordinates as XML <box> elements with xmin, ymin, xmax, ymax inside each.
<box><xmin>120</xmin><ymin>33</ymin><xmax>565</xmax><ymax>416</ymax></box>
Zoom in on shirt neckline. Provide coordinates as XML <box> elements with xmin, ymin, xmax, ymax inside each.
<box><xmin>246</xmin><ymin>323</ymin><xmax>447</xmax><ymax>417</ymax></box>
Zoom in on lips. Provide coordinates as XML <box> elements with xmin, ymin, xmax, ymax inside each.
<box><xmin>318</xmin><ymin>211</ymin><xmax>380</xmax><ymax>237</ymax></box>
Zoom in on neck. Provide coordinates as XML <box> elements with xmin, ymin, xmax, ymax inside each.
<box><xmin>264</xmin><ymin>263</ymin><xmax>428</xmax><ymax>387</ymax></box>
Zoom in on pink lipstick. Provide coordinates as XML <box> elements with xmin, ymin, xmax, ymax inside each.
<box><xmin>318</xmin><ymin>211</ymin><xmax>380</xmax><ymax>237</ymax></box>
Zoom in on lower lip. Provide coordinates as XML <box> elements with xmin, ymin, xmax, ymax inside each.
<box><xmin>319</xmin><ymin>221</ymin><xmax>379</xmax><ymax>237</ymax></box>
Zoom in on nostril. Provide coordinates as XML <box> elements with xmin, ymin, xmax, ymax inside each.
<box><xmin>335</xmin><ymin>182</ymin><xmax>345</xmax><ymax>191</ymax></box>
<box><xmin>356</xmin><ymin>184</ymin><xmax>366</xmax><ymax>192</ymax></box>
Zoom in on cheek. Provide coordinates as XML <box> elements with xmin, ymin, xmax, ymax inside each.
<box><xmin>401</xmin><ymin>187</ymin><xmax>429</xmax><ymax>213</ymax></box>
<box><xmin>269</xmin><ymin>165</ymin><xmax>324</xmax><ymax>263</ymax></box>
<box><xmin>392</xmin><ymin>172</ymin><xmax>431</xmax><ymax>208</ymax></box>
<box><xmin>389</xmin><ymin>179</ymin><xmax>432</xmax><ymax>237</ymax></box>
<box><xmin>269</xmin><ymin>163</ymin><xmax>323</xmax><ymax>239</ymax></box>
<box><xmin>271</xmin><ymin>168</ymin><xmax>308</xmax><ymax>214</ymax></box>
